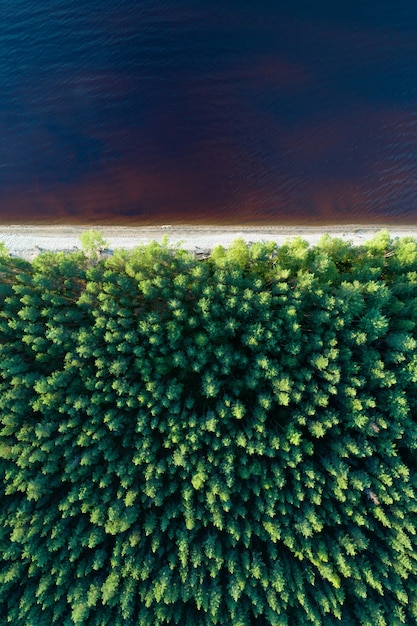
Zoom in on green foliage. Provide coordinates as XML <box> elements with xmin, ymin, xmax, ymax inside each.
<box><xmin>0</xmin><ymin>234</ymin><xmax>417</xmax><ymax>624</ymax></box>
<box><xmin>0</xmin><ymin>240</ymin><xmax>8</xmax><ymax>257</ymax></box>
<box><xmin>79</xmin><ymin>229</ymin><xmax>109</xmax><ymax>259</ymax></box>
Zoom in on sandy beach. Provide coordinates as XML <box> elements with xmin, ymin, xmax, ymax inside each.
<box><xmin>1</xmin><ymin>224</ymin><xmax>417</xmax><ymax>260</ymax></box>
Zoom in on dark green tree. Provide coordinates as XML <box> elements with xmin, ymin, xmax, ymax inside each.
<box><xmin>0</xmin><ymin>235</ymin><xmax>416</xmax><ymax>624</ymax></box>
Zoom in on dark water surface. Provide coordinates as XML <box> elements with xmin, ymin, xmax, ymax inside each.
<box><xmin>2</xmin><ymin>1</ymin><xmax>417</xmax><ymax>224</ymax></box>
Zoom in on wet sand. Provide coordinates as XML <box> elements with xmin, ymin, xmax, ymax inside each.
<box><xmin>0</xmin><ymin>224</ymin><xmax>416</xmax><ymax>260</ymax></box>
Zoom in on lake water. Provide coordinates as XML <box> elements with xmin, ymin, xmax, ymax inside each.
<box><xmin>1</xmin><ymin>1</ymin><xmax>417</xmax><ymax>225</ymax></box>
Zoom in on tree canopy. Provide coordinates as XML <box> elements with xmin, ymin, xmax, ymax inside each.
<box><xmin>0</xmin><ymin>232</ymin><xmax>416</xmax><ymax>625</ymax></box>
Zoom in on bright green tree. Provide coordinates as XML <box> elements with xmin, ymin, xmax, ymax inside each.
<box><xmin>79</xmin><ymin>229</ymin><xmax>109</xmax><ymax>260</ymax></box>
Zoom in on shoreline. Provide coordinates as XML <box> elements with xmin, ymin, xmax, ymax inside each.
<box><xmin>1</xmin><ymin>224</ymin><xmax>417</xmax><ymax>260</ymax></box>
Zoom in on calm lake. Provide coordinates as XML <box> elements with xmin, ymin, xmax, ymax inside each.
<box><xmin>1</xmin><ymin>1</ymin><xmax>417</xmax><ymax>225</ymax></box>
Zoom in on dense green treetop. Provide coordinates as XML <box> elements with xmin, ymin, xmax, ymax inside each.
<box><xmin>0</xmin><ymin>232</ymin><xmax>416</xmax><ymax>625</ymax></box>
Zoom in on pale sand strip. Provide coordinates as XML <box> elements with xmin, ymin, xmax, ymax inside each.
<box><xmin>0</xmin><ymin>224</ymin><xmax>417</xmax><ymax>260</ymax></box>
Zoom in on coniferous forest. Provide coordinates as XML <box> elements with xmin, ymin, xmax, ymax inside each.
<box><xmin>0</xmin><ymin>231</ymin><xmax>416</xmax><ymax>625</ymax></box>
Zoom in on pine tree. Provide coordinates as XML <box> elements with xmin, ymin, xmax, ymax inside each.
<box><xmin>0</xmin><ymin>236</ymin><xmax>416</xmax><ymax>624</ymax></box>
